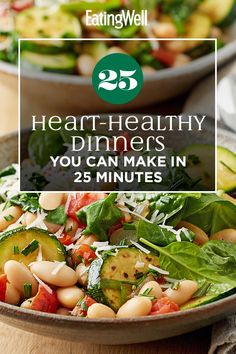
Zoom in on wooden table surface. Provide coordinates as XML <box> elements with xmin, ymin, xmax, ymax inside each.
<box><xmin>0</xmin><ymin>72</ymin><xmax>213</xmax><ymax>354</ymax></box>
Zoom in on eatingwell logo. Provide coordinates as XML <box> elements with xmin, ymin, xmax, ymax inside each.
<box><xmin>86</xmin><ymin>9</ymin><xmax>148</xmax><ymax>30</ymax></box>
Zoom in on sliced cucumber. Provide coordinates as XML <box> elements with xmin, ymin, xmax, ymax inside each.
<box><xmin>60</xmin><ymin>0</ymin><xmax>121</xmax><ymax>13</ymax></box>
<box><xmin>21</xmin><ymin>52</ymin><xmax>77</xmax><ymax>74</ymax></box>
<box><xmin>179</xmin><ymin>144</ymin><xmax>215</xmax><ymax>190</ymax></box>
<box><xmin>199</xmin><ymin>0</ymin><xmax>236</xmax><ymax>26</ymax></box>
<box><xmin>88</xmin><ymin>248</ymin><xmax>159</xmax><ymax>311</ymax></box>
<box><xmin>0</xmin><ymin>227</ymin><xmax>66</xmax><ymax>274</ymax></box>
<box><xmin>15</xmin><ymin>7</ymin><xmax>81</xmax><ymax>45</ymax></box>
<box><xmin>217</xmin><ymin>146</ymin><xmax>236</xmax><ymax>192</ymax></box>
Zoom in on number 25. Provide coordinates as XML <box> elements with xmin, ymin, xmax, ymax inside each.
<box><xmin>98</xmin><ymin>69</ymin><xmax>138</xmax><ymax>91</ymax></box>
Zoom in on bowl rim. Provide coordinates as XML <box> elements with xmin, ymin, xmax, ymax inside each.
<box><xmin>1</xmin><ymin>290</ymin><xmax>236</xmax><ymax>325</ymax></box>
<box><xmin>1</xmin><ymin>40</ymin><xmax>236</xmax><ymax>85</ymax></box>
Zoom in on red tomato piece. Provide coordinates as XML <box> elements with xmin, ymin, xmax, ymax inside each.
<box><xmin>31</xmin><ymin>285</ymin><xmax>59</xmax><ymax>313</ymax></box>
<box><xmin>59</xmin><ymin>233</ymin><xmax>73</xmax><ymax>246</ymax></box>
<box><xmin>0</xmin><ymin>274</ymin><xmax>7</xmax><ymax>302</ymax></box>
<box><xmin>150</xmin><ymin>297</ymin><xmax>179</xmax><ymax>315</ymax></box>
<box><xmin>67</xmin><ymin>193</ymin><xmax>107</xmax><ymax>221</ymax></box>
<box><xmin>77</xmin><ymin>295</ymin><xmax>96</xmax><ymax>317</ymax></box>
<box><xmin>11</xmin><ymin>0</ymin><xmax>33</xmax><ymax>12</ymax></box>
<box><xmin>71</xmin><ymin>244</ymin><xmax>97</xmax><ymax>266</ymax></box>
<box><xmin>152</xmin><ymin>48</ymin><xmax>177</xmax><ymax>67</ymax></box>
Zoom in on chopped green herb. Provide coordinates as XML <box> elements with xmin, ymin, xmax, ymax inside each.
<box><xmin>24</xmin><ymin>283</ymin><xmax>32</xmax><ymax>299</ymax></box>
<box><xmin>4</xmin><ymin>214</ymin><xmax>14</xmax><ymax>222</ymax></box>
<box><xmin>13</xmin><ymin>245</ymin><xmax>20</xmax><ymax>255</ymax></box>
<box><xmin>76</xmin><ymin>297</ymin><xmax>84</xmax><ymax>306</ymax></box>
<box><xmin>65</xmin><ymin>226</ymin><xmax>72</xmax><ymax>233</ymax></box>
<box><xmin>140</xmin><ymin>287</ymin><xmax>155</xmax><ymax>300</ymax></box>
<box><xmin>21</xmin><ymin>239</ymin><xmax>39</xmax><ymax>256</ymax></box>
<box><xmin>172</xmin><ymin>281</ymin><xmax>180</xmax><ymax>290</ymax></box>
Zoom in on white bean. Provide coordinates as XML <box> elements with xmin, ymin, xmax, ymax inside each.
<box><xmin>77</xmin><ymin>54</ymin><xmax>95</xmax><ymax>77</ymax></box>
<box><xmin>173</xmin><ymin>54</ymin><xmax>191</xmax><ymax>68</ymax></box>
<box><xmin>5</xmin><ymin>283</ymin><xmax>21</xmax><ymax>305</ymax></box>
<box><xmin>30</xmin><ymin>261</ymin><xmax>77</xmax><ymax>287</ymax></box>
<box><xmin>87</xmin><ymin>303</ymin><xmax>116</xmax><ymax>319</ymax></box>
<box><xmin>4</xmin><ymin>260</ymin><xmax>38</xmax><ymax>296</ymax></box>
<box><xmin>210</xmin><ymin>229</ymin><xmax>236</xmax><ymax>244</ymax></box>
<box><xmin>21</xmin><ymin>212</ymin><xmax>37</xmax><ymax>226</ymax></box>
<box><xmin>139</xmin><ymin>281</ymin><xmax>163</xmax><ymax>300</ymax></box>
<box><xmin>0</xmin><ymin>206</ymin><xmax>23</xmax><ymax>231</ymax></box>
<box><xmin>56</xmin><ymin>286</ymin><xmax>84</xmax><ymax>309</ymax></box>
<box><xmin>76</xmin><ymin>234</ymin><xmax>98</xmax><ymax>246</ymax></box>
<box><xmin>177</xmin><ymin>221</ymin><xmax>209</xmax><ymax>245</ymax></box>
<box><xmin>164</xmin><ymin>280</ymin><xmax>198</xmax><ymax>306</ymax></box>
<box><xmin>56</xmin><ymin>307</ymin><xmax>70</xmax><ymax>316</ymax></box>
<box><xmin>44</xmin><ymin>220</ymin><xmax>62</xmax><ymax>234</ymax></box>
<box><xmin>117</xmin><ymin>296</ymin><xmax>152</xmax><ymax>318</ymax></box>
<box><xmin>152</xmin><ymin>22</ymin><xmax>177</xmax><ymax>38</ymax></box>
<box><xmin>141</xmin><ymin>66</ymin><xmax>156</xmax><ymax>75</ymax></box>
<box><xmin>107</xmin><ymin>46</ymin><xmax>126</xmax><ymax>55</ymax></box>
<box><xmin>65</xmin><ymin>218</ymin><xmax>78</xmax><ymax>237</ymax></box>
<box><xmin>21</xmin><ymin>297</ymin><xmax>34</xmax><ymax>309</ymax></box>
<box><xmin>39</xmin><ymin>192</ymin><xmax>64</xmax><ymax>211</ymax></box>
<box><xmin>75</xmin><ymin>263</ymin><xmax>88</xmax><ymax>287</ymax></box>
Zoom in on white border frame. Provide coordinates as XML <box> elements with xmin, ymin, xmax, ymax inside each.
<box><xmin>18</xmin><ymin>38</ymin><xmax>217</xmax><ymax>194</ymax></box>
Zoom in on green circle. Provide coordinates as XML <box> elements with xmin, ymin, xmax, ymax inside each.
<box><xmin>92</xmin><ymin>53</ymin><xmax>143</xmax><ymax>105</ymax></box>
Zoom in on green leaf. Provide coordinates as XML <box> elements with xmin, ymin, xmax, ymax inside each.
<box><xmin>202</xmin><ymin>240</ymin><xmax>236</xmax><ymax>276</ymax></box>
<box><xmin>183</xmin><ymin>194</ymin><xmax>236</xmax><ymax>235</ymax></box>
<box><xmin>136</xmin><ymin>219</ymin><xmax>195</xmax><ymax>246</ymax></box>
<box><xmin>45</xmin><ymin>205</ymin><xmax>67</xmax><ymax>226</ymax></box>
<box><xmin>140</xmin><ymin>238</ymin><xmax>236</xmax><ymax>296</ymax></box>
<box><xmin>77</xmin><ymin>194</ymin><xmax>122</xmax><ymax>241</ymax></box>
<box><xmin>0</xmin><ymin>165</ymin><xmax>16</xmax><ymax>178</ymax></box>
<box><xmin>10</xmin><ymin>193</ymin><xmax>40</xmax><ymax>213</ymax></box>
<box><xmin>28</xmin><ymin>125</ymin><xmax>65</xmax><ymax>167</ymax></box>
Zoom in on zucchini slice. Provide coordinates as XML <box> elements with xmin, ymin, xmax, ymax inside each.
<box><xmin>88</xmin><ymin>248</ymin><xmax>159</xmax><ymax>311</ymax></box>
<box><xmin>179</xmin><ymin>144</ymin><xmax>215</xmax><ymax>190</ymax></box>
<box><xmin>165</xmin><ymin>12</ymin><xmax>212</xmax><ymax>52</ymax></box>
<box><xmin>199</xmin><ymin>0</ymin><xmax>236</xmax><ymax>26</ymax></box>
<box><xmin>0</xmin><ymin>227</ymin><xmax>66</xmax><ymax>273</ymax></box>
<box><xmin>21</xmin><ymin>52</ymin><xmax>77</xmax><ymax>74</ymax></box>
<box><xmin>15</xmin><ymin>7</ymin><xmax>81</xmax><ymax>45</ymax></box>
<box><xmin>184</xmin><ymin>12</ymin><xmax>212</xmax><ymax>50</ymax></box>
<box><xmin>217</xmin><ymin>146</ymin><xmax>236</xmax><ymax>192</ymax></box>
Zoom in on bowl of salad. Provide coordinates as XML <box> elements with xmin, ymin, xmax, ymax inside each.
<box><xmin>1</xmin><ymin>0</ymin><xmax>236</xmax><ymax>114</ymax></box>
<box><xmin>0</xmin><ymin>128</ymin><xmax>236</xmax><ymax>344</ymax></box>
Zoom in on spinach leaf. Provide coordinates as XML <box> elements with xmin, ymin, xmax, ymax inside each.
<box><xmin>202</xmin><ymin>240</ymin><xmax>236</xmax><ymax>276</ymax></box>
<box><xmin>28</xmin><ymin>126</ymin><xmax>65</xmax><ymax>167</ymax></box>
<box><xmin>148</xmin><ymin>193</ymin><xmax>201</xmax><ymax>226</ymax></box>
<box><xmin>77</xmin><ymin>193</ymin><xmax>122</xmax><ymax>241</ymax></box>
<box><xmin>136</xmin><ymin>220</ymin><xmax>194</xmax><ymax>246</ymax></box>
<box><xmin>45</xmin><ymin>205</ymin><xmax>67</xmax><ymax>226</ymax></box>
<box><xmin>0</xmin><ymin>165</ymin><xmax>16</xmax><ymax>178</ymax></box>
<box><xmin>140</xmin><ymin>239</ymin><xmax>236</xmax><ymax>296</ymax></box>
<box><xmin>183</xmin><ymin>194</ymin><xmax>236</xmax><ymax>235</ymax></box>
<box><xmin>10</xmin><ymin>193</ymin><xmax>40</xmax><ymax>213</ymax></box>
